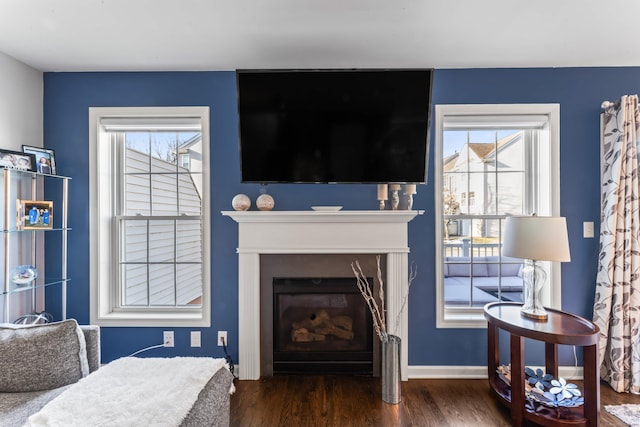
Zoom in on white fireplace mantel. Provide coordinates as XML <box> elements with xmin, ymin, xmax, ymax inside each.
<box><xmin>222</xmin><ymin>210</ymin><xmax>423</xmax><ymax>380</ymax></box>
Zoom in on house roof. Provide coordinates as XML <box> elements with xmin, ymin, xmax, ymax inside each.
<box><xmin>468</xmin><ymin>143</ymin><xmax>495</xmax><ymax>159</ymax></box>
<box><xmin>178</xmin><ymin>134</ymin><xmax>201</xmax><ymax>151</ymax></box>
<box><xmin>466</xmin><ymin>132</ymin><xmax>522</xmax><ymax>161</ymax></box>
<box><xmin>443</xmin><ymin>132</ymin><xmax>521</xmax><ymax>171</ymax></box>
<box><xmin>443</xmin><ymin>153</ymin><xmax>459</xmax><ymax>172</ymax></box>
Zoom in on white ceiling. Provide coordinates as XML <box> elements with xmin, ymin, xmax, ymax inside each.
<box><xmin>1</xmin><ymin>0</ymin><xmax>638</xmax><ymax>72</ymax></box>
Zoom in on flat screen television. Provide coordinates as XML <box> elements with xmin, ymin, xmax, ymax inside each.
<box><xmin>236</xmin><ymin>69</ymin><xmax>433</xmax><ymax>184</ymax></box>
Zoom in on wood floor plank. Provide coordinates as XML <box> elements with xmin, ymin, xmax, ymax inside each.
<box><xmin>230</xmin><ymin>376</ymin><xmax>640</xmax><ymax>426</ymax></box>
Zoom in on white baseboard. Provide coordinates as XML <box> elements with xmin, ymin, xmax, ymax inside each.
<box><xmin>407</xmin><ymin>365</ymin><xmax>584</xmax><ymax>380</ymax></box>
<box><xmin>234</xmin><ymin>364</ymin><xmax>584</xmax><ymax>380</ymax></box>
<box><xmin>407</xmin><ymin>365</ymin><xmax>488</xmax><ymax>379</ymax></box>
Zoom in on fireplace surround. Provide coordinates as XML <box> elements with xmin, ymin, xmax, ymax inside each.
<box><xmin>272</xmin><ymin>277</ymin><xmax>374</xmax><ymax>375</ymax></box>
<box><xmin>260</xmin><ymin>254</ymin><xmax>383</xmax><ymax>377</ymax></box>
<box><xmin>222</xmin><ymin>210</ymin><xmax>422</xmax><ymax>380</ymax></box>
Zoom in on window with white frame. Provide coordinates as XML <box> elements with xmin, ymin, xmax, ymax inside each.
<box><xmin>89</xmin><ymin>107</ymin><xmax>210</xmax><ymax>327</ymax></box>
<box><xmin>435</xmin><ymin>104</ymin><xmax>560</xmax><ymax>328</ymax></box>
<box><xmin>180</xmin><ymin>153</ymin><xmax>191</xmax><ymax>169</ymax></box>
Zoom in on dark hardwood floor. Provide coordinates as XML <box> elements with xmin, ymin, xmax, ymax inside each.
<box><xmin>230</xmin><ymin>376</ymin><xmax>640</xmax><ymax>426</ymax></box>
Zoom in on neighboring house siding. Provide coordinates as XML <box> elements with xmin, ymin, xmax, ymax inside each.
<box><xmin>123</xmin><ymin>148</ymin><xmax>202</xmax><ymax>306</ymax></box>
<box><xmin>178</xmin><ymin>135</ymin><xmax>204</xmax><ymax>198</ymax></box>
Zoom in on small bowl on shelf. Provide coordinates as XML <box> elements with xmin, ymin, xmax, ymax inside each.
<box><xmin>311</xmin><ymin>206</ymin><xmax>343</xmax><ymax>212</ymax></box>
<box><xmin>11</xmin><ymin>265</ymin><xmax>38</xmax><ymax>286</ymax></box>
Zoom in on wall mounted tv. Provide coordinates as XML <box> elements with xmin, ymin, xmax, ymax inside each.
<box><xmin>236</xmin><ymin>69</ymin><xmax>433</xmax><ymax>184</ymax></box>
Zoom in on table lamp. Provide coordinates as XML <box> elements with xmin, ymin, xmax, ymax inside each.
<box><xmin>502</xmin><ymin>215</ymin><xmax>571</xmax><ymax>320</ymax></box>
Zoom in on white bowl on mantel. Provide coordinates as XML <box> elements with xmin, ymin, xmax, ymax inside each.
<box><xmin>311</xmin><ymin>206</ymin><xmax>343</xmax><ymax>212</ymax></box>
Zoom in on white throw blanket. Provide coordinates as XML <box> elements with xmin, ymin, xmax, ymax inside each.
<box><xmin>24</xmin><ymin>356</ymin><xmax>230</xmax><ymax>427</ymax></box>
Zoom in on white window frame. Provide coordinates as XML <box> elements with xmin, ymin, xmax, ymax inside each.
<box><xmin>89</xmin><ymin>106</ymin><xmax>211</xmax><ymax>327</ymax></box>
<box><xmin>435</xmin><ymin>104</ymin><xmax>561</xmax><ymax>328</ymax></box>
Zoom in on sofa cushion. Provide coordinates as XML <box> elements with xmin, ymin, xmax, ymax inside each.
<box><xmin>485</xmin><ymin>256</ymin><xmax>523</xmax><ymax>277</ymax></box>
<box><xmin>0</xmin><ymin>319</ymin><xmax>89</xmax><ymax>392</ymax></box>
<box><xmin>443</xmin><ymin>276</ymin><xmax>498</xmax><ymax>305</ymax></box>
<box><xmin>0</xmin><ymin>386</ymin><xmax>70</xmax><ymax>427</ymax></box>
<box><xmin>446</xmin><ymin>256</ymin><xmax>489</xmax><ymax>277</ymax></box>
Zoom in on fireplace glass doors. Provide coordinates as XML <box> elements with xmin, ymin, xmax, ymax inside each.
<box><xmin>273</xmin><ymin>277</ymin><xmax>374</xmax><ymax>374</ymax></box>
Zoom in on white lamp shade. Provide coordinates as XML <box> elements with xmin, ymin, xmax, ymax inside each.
<box><xmin>502</xmin><ymin>216</ymin><xmax>571</xmax><ymax>262</ymax></box>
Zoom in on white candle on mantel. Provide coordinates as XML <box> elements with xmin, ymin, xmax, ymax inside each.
<box><xmin>404</xmin><ymin>184</ymin><xmax>416</xmax><ymax>194</ymax></box>
<box><xmin>377</xmin><ymin>184</ymin><xmax>388</xmax><ymax>200</ymax></box>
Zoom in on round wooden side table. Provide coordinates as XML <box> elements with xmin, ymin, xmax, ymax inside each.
<box><xmin>484</xmin><ymin>302</ymin><xmax>600</xmax><ymax>427</ymax></box>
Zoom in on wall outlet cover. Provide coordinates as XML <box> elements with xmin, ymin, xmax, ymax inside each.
<box><xmin>190</xmin><ymin>331</ymin><xmax>201</xmax><ymax>347</ymax></box>
<box><xmin>163</xmin><ymin>330</ymin><xmax>174</xmax><ymax>347</ymax></box>
<box><xmin>217</xmin><ymin>331</ymin><xmax>227</xmax><ymax>347</ymax></box>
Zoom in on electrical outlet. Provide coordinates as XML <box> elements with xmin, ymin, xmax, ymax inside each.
<box><xmin>163</xmin><ymin>330</ymin><xmax>174</xmax><ymax>347</ymax></box>
<box><xmin>190</xmin><ymin>331</ymin><xmax>201</xmax><ymax>347</ymax></box>
<box><xmin>583</xmin><ymin>221</ymin><xmax>595</xmax><ymax>238</ymax></box>
<box><xmin>217</xmin><ymin>331</ymin><xmax>227</xmax><ymax>347</ymax></box>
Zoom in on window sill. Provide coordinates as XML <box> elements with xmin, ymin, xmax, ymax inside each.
<box><xmin>437</xmin><ymin>308</ymin><xmax>488</xmax><ymax>329</ymax></box>
<box><xmin>91</xmin><ymin>309</ymin><xmax>210</xmax><ymax>328</ymax></box>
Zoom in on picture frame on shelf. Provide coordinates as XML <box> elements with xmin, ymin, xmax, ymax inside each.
<box><xmin>0</xmin><ymin>149</ymin><xmax>36</xmax><ymax>172</ymax></box>
<box><xmin>16</xmin><ymin>199</ymin><xmax>54</xmax><ymax>230</ymax></box>
<box><xmin>22</xmin><ymin>145</ymin><xmax>56</xmax><ymax>175</ymax></box>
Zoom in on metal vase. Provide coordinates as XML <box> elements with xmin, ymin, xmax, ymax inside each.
<box><xmin>382</xmin><ymin>334</ymin><xmax>402</xmax><ymax>404</ymax></box>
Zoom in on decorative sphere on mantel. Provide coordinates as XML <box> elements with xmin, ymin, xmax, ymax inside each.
<box><xmin>256</xmin><ymin>193</ymin><xmax>275</xmax><ymax>211</ymax></box>
<box><xmin>232</xmin><ymin>194</ymin><xmax>251</xmax><ymax>211</ymax></box>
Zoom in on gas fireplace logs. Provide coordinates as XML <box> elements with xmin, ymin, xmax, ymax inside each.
<box><xmin>291</xmin><ymin>309</ymin><xmax>354</xmax><ymax>342</ymax></box>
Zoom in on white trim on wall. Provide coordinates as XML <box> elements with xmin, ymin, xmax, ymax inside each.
<box><xmin>434</xmin><ymin>103</ymin><xmax>561</xmax><ymax>329</ymax></box>
<box><xmin>89</xmin><ymin>106</ymin><xmax>211</xmax><ymax>327</ymax></box>
<box><xmin>231</xmin><ymin>364</ymin><xmax>584</xmax><ymax>380</ymax></box>
<box><xmin>408</xmin><ymin>365</ymin><xmax>583</xmax><ymax>380</ymax></box>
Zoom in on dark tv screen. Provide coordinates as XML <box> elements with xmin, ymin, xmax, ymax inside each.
<box><xmin>236</xmin><ymin>69</ymin><xmax>432</xmax><ymax>183</ymax></box>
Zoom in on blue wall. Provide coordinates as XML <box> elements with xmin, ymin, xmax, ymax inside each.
<box><xmin>43</xmin><ymin>68</ymin><xmax>639</xmax><ymax>366</ymax></box>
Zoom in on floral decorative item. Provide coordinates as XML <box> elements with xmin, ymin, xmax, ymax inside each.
<box><xmin>529</xmin><ymin>377</ymin><xmax>584</xmax><ymax>408</ymax></box>
<box><xmin>497</xmin><ymin>365</ymin><xmax>584</xmax><ymax>410</ymax></box>
<box><xmin>351</xmin><ymin>256</ymin><xmax>386</xmax><ymax>341</ymax></box>
<box><xmin>351</xmin><ymin>255</ymin><xmax>417</xmax><ymax>404</ymax></box>
<box><xmin>525</xmin><ymin>367</ymin><xmax>553</xmax><ymax>390</ymax></box>
<box><xmin>350</xmin><ymin>255</ymin><xmax>416</xmax><ymax>342</ymax></box>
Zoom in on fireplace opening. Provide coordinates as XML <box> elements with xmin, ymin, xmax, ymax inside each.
<box><xmin>273</xmin><ymin>277</ymin><xmax>374</xmax><ymax>375</ymax></box>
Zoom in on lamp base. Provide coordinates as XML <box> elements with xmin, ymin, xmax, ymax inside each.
<box><xmin>520</xmin><ymin>259</ymin><xmax>548</xmax><ymax>321</ymax></box>
<box><xmin>520</xmin><ymin>306</ymin><xmax>548</xmax><ymax>320</ymax></box>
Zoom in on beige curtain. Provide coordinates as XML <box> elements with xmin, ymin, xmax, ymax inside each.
<box><xmin>593</xmin><ymin>95</ymin><xmax>640</xmax><ymax>394</ymax></box>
